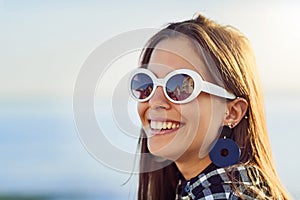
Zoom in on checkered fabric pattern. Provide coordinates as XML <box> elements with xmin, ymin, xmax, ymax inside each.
<box><xmin>176</xmin><ymin>164</ymin><xmax>269</xmax><ymax>200</ymax></box>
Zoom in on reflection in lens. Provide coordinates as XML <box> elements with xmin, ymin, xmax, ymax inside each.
<box><xmin>131</xmin><ymin>73</ymin><xmax>153</xmax><ymax>100</ymax></box>
<box><xmin>166</xmin><ymin>74</ymin><xmax>194</xmax><ymax>101</ymax></box>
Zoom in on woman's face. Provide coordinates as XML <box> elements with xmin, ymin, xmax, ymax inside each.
<box><xmin>138</xmin><ymin>37</ymin><xmax>226</xmax><ymax>161</ymax></box>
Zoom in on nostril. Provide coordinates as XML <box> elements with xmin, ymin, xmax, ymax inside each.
<box><xmin>155</xmin><ymin>105</ymin><xmax>167</xmax><ymax>109</ymax></box>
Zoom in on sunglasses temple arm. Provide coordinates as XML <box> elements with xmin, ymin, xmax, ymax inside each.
<box><xmin>202</xmin><ymin>82</ymin><xmax>236</xmax><ymax>99</ymax></box>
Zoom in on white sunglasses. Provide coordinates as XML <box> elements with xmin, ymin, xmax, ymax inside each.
<box><xmin>129</xmin><ymin>68</ymin><xmax>236</xmax><ymax>104</ymax></box>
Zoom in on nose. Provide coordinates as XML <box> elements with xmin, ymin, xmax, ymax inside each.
<box><xmin>148</xmin><ymin>86</ymin><xmax>171</xmax><ymax>109</ymax></box>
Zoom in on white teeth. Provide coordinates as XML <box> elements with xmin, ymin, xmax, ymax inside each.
<box><xmin>150</xmin><ymin>121</ymin><xmax>156</xmax><ymax>129</ymax></box>
<box><xmin>167</xmin><ymin>122</ymin><xmax>172</xmax><ymax>129</ymax></box>
<box><xmin>150</xmin><ymin>121</ymin><xmax>181</xmax><ymax>130</ymax></box>
<box><xmin>162</xmin><ymin>122</ymin><xmax>167</xmax><ymax>129</ymax></box>
<box><xmin>157</xmin><ymin>121</ymin><xmax>163</xmax><ymax>129</ymax></box>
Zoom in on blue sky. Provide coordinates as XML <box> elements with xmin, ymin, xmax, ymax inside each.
<box><xmin>0</xmin><ymin>0</ymin><xmax>300</xmax><ymax>100</ymax></box>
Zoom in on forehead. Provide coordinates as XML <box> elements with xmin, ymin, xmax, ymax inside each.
<box><xmin>148</xmin><ymin>37</ymin><xmax>211</xmax><ymax>80</ymax></box>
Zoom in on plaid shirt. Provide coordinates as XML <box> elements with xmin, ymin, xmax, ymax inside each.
<box><xmin>176</xmin><ymin>163</ymin><xmax>269</xmax><ymax>200</ymax></box>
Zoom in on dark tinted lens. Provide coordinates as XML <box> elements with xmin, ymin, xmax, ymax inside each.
<box><xmin>166</xmin><ymin>74</ymin><xmax>194</xmax><ymax>101</ymax></box>
<box><xmin>131</xmin><ymin>73</ymin><xmax>153</xmax><ymax>100</ymax></box>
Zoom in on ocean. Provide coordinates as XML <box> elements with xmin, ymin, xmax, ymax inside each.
<box><xmin>0</xmin><ymin>92</ymin><xmax>299</xmax><ymax>199</ymax></box>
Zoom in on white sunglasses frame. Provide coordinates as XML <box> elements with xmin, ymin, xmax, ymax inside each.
<box><xmin>129</xmin><ymin>68</ymin><xmax>236</xmax><ymax>104</ymax></box>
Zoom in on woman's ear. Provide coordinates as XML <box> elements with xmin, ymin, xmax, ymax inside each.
<box><xmin>224</xmin><ymin>97</ymin><xmax>248</xmax><ymax>128</ymax></box>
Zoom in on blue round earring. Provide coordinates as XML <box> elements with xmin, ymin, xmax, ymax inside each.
<box><xmin>209</xmin><ymin>125</ymin><xmax>240</xmax><ymax>168</ymax></box>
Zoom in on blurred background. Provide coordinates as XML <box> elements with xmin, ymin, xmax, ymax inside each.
<box><xmin>0</xmin><ymin>0</ymin><xmax>299</xmax><ymax>199</ymax></box>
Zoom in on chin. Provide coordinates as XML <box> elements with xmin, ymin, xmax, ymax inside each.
<box><xmin>148</xmin><ymin>143</ymin><xmax>187</xmax><ymax>161</ymax></box>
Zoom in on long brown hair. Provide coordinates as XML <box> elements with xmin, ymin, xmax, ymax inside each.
<box><xmin>137</xmin><ymin>14</ymin><xmax>290</xmax><ymax>199</ymax></box>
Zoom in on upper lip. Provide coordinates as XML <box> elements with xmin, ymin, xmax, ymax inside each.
<box><xmin>147</xmin><ymin>118</ymin><xmax>182</xmax><ymax>123</ymax></box>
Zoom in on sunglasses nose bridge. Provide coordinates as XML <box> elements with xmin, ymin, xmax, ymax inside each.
<box><xmin>153</xmin><ymin>78</ymin><xmax>165</xmax><ymax>93</ymax></box>
<box><xmin>154</xmin><ymin>78</ymin><xmax>168</xmax><ymax>98</ymax></box>
<box><xmin>156</xmin><ymin>78</ymin><xmax>164</xmax><ymax>87</ymax></box>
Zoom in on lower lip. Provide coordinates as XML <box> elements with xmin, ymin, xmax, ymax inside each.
<box><xmin>149</xmin><ymin>127</ymin><xmax>180</xmax><ymax>136</ymax></box>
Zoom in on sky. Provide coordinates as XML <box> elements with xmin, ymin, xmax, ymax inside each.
<box><xmin>0</xmin><ymin>0</ymin><xmax>300</xmax><ymax>101</ymax></box>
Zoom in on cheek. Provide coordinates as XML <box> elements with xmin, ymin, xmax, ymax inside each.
<box><xmin>137</xmin><ymin>103</ymin><xmax>147</xmax><ymax>123</ymax></box>
<box><xmin>182</xmin><ymin>95</ymin><xmax>225</xmax><ymax>154</ymax></box>
<box><xmin>183</xmin><ymin>94</ymin><xmax>211</xmax><ymax>128</ymax></box>
<box><xmin>197</xmin><ymin>97</ymin><xmax>227</xmax><ymax>156</ymax></box>
<box><xmin>194</xmin><ymin>95</ymin><xmax>226</xmax><ymax>129</ymax></box>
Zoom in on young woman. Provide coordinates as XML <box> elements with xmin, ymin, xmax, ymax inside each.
<box><xmin>128</xmin><ymin>13</ymin><xmax>290</xmax><ymax>199</ymax></box>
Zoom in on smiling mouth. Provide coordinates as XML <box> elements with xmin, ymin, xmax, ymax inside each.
<box><xmin>149</xmin><ymin>120</ymin><xmax>184</xmax><ymax>133</ymax></box>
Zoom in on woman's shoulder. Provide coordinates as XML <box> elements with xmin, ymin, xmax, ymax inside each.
<box><xmin>196</xmin><ymin>164</ymin><xmax>262</xmax><ymax>186</ymax></box>
<box><xmin>225</xmin><ymin>164</ymin><xmax>262</xmax><ymax>184</ymax></box>
<box><xmin>191</xmin><ymin>164</ymin><xmax>270</xmax><ymax>199</ymax></box>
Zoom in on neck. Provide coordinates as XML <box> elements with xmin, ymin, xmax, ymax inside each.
<box><xmin>175</xmin><ymin>154</ymin><xmax>212</xmax><ymax>180</ymax></box>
